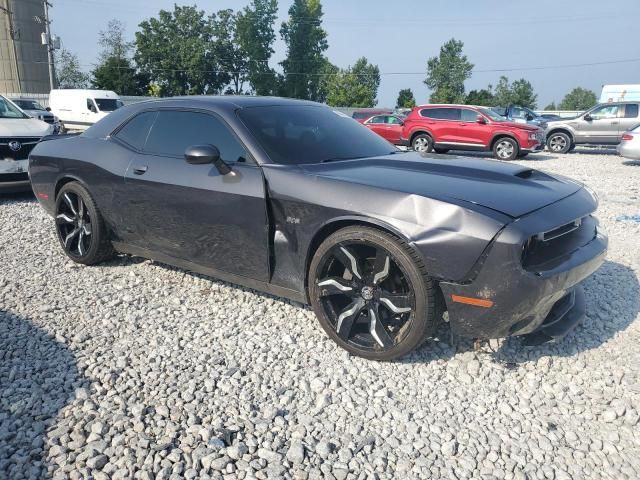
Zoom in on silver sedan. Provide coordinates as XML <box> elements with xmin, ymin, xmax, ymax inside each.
<box><xmin>617</xmin><ymin>125</ymin><xmax>640</xmax><ymax>160</ymax></box>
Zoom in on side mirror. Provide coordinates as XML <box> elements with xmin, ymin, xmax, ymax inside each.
<box><xmin>184</xmin><ymin>144</ymin><xmax>231</xmax><ymax>175</ymax></box>
<box><xmin>526</xmin><ymin>113</ymin><xmax>535</xmax><ymax>121</ymax></box>
<box><xmin>476</xmin><ymin>115</ymin><xmax>487</xmax><ymax>124</ymax></box>
<box><xmin>584</xmin><ymin>114</ymin><xmax>592</xmax><ymax>121</ymax></box>
<box><xmin>45</xmin><ymin>107</ymin><xmax>51</xmax><ymax>112</ymax></box>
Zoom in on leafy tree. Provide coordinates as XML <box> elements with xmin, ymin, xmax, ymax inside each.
<box><xmin>214</xmin><ymin>9</ymin><xmax>248</xmax><ymax>94</ymax></box>
<box><xmin>559</xmin><ymin>87</ymin><xmax>597</xmax><ymax>110</ymax></box>
<box><xmin>325</xmin><ymin>57</ymin><xmax>380</xmax><ymax>108</ymax></box>
<box><xmin>492</xmin><ymin>76</ymin><xmax>537</xmax><ymax>109</ymax></box>
<box><xmin>135</xmin><ymin>5</ymin><xmax>229</xmax><ymax>96</ymax></box>
<box><xmin>236</xmin><ymin>0</ymin><xmax>278</xmax><ymax>95</ymax></box>
<box><xmin>544</xmin><ymin>102</ymin><xmax>557</xmax><ymax>111</ymax></box>
<box><xmin>92</xmin><ymin>19</ymin><xmax>148</xmax><ymax>95</ymax></box>
<box><xmin>280</xmin><ymin>0</ymin><xmax>329</xmax><ymax>101</ymax></box>
<box><xmin>396</xmin><ymin>88</ymin><xmax>416</xmax><ymax>108</ymax></box>
<box><xmin>55</xmin><ymin>49</ymin><xmax>90</xmax><ymax>88</ymax></box>
<box><xmin>465</xmin><ymin>87</ymin><xmax>494</xmax><ymax>106</ymax></box>
<box><xmin>425</xmin><ymin>38</ymin><xmax>473</xmax><ymax>104</ymax></box>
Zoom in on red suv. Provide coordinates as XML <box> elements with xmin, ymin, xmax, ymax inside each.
<box><xmin>400</xmin><ymin>105</ymin><xmax>544</xmax><ymax>160</ymax></box>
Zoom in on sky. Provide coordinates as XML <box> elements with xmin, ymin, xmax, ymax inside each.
<box><xmin>50</xmin><ymin>0</ymin><xmax>640</xmax><ymax>108</ymax></box>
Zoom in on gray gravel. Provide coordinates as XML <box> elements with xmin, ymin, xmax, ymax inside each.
<box><xmin>1</xmin><ymin>148</ymin><xmax>639</xmax><ymax>480</ymax></box>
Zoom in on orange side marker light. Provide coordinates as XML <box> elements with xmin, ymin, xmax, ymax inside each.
<box><xmin>451</xmin><ymin>295</ymin><xmax>494</xmax><ymax>308</ymax></box>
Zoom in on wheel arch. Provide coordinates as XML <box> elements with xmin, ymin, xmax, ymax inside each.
<box><xmin>546</xmin><ymin>128</ymin><xmax>574</xmax><ymax>143</ymax></box>
<box><xmin>489</xmin><ymin>133</ymin><xmax>519</xmax><ymax>150</ymax></box>
<box><xmin>54</xmin><ymin>174</ymin><xmax>89</xmax><ymax>201</ymax></box>
<box><xmin>409</xmin><ymin>129</ymin><xmax>433</xmax><ymax>145</ymax></box>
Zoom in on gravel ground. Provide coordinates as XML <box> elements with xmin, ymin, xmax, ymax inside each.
<box><xmin>1</xmin><ymin>148</ymin><xmax>639</xmax><ymax>480</ymax></box>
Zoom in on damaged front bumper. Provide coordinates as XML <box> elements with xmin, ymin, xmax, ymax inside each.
<box><xmin>439</xmin><ymin>189</ymin><xmax>608</xmax><ymax>341</ymax></box>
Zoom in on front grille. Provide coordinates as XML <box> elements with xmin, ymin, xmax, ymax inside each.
<box><xmin>522</xmin><ymin>215</ymin><xmax>597</xmax><ymax>271</ymax></box>
<box><xmin>0</xmin><ymin>172</ymin><xmax>29</xmax><ymax>182</ymax></box>
<box><xmin>42</xmin><ymin>115</ymin><xmax>55</xmax><ymax>124</ymax></box>
<box><xmin>0</xmin><ymin>137</ymin><xmax>40</xmax><ymax>160</ymax></box>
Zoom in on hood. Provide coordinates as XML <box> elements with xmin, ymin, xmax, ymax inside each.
<box><xmin>495</xmin><ymin>120</ymin><xmax>541</xmax><ymax>131</ymax></box>
<box><xmin>0</xmin><ymin>118</ymin><xmax>52</xmax><ymax>137</ymax></box>
<box><xmin>301</xmin><ymin>153</ymin><xmax>582</xmax><ymax>218</ymax></box>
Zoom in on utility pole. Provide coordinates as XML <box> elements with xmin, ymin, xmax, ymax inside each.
<box><xmin>43</xmin><ymin>0</ymin><xmax>55</xmax><ymax>90</ymax></box>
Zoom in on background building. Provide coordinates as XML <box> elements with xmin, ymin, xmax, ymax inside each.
<box><xmin>0</xmin><ymin>0</ymin><xmax>51</xmax><ymax>94</ymax></box>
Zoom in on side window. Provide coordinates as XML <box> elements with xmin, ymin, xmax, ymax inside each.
<box><xmin>387</xmin><ymin>116</ymin><xmax>402</xmax><ymax>125</ymax></box>
<box><xmin>511</xmin><ymin>107</ymin><xmax>526</xmax><ymax>119</ymax></box>
<box><xmin>440</xmin><ymin>108</ymin><xmax>461</xmax><ymax>120</ymax></box>
<box><xmin>589</xmin><ymin>105</ymin><xmax>619</xmax><ymax>120</ymax></box>
<box><xmin>421</xmin><ymin>108</ymin><xmax>460</xmax><ymax>120</ymax></box>
<box><xmin>114</xmin><ymin>111</ymin><xmax>157</xmax><ymax>150</ymax></box>
<box><xmin>144</xmin><ymin>110</ymin><xmax>248</xmax><ymax>163</ymax></box>
<box><xmin>624</xmin><ymin>104</ymin><xmax>639</xmax><ymax>118</ymax></box>
<box><xmin>461</xmin><ymin>109</ymin><xmax>479</xmax><ymax>122</ymax></box>
<box><xmin>368</xmin><ymin>116</ymin><xmax>384</xmax><ymax>124</ymax></box>
<box><xmin>87</xmin><ymin>99</ymin><xmax>96</xmax><ymax>112</ymax></box>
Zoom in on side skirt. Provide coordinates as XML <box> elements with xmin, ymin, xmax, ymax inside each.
<box><xmin>112</xmin><ymin>241</ymin><xmax>308</xmax><ymax>304</ymax></box>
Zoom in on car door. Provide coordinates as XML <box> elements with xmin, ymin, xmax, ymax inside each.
<box><xmin>619</xmin><ymin>104</ymin><xmax>640</xmax><ymax>140</ymax></box>
<box><xmin>425</xmin><ymin>107</ymin><xmax>462</xmax><ymax>144</ymax></box>
<box><xmin>383</xmin><ymin>115</ymin><xmax>404</xmax><ymax>144</ymax></box>
<box><xmin>121</xmin><ymin>108</ymin><xmax>270</xmax><ymax>282</ymax></box>
<box><xmin>364</xmin><ymin>115</ymin><xmax>387</xmax><ymax>139</ymax></box>
<box><xmin>576</xmin><ymin>104</ymin><xmax>620</xmax><ymax>144</ymax></box>
<box><xmin>458</xmin><ymin>108</ymin><xmax>489</xmax><ymax>146</ymax></box>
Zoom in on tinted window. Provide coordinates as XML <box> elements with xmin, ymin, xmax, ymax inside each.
<box><xmin>114</xmin><ymin>111</ymin><xmax>156</xmax><ymax>150</ymax></box>
<box><xmin>386</xmin><ymin>116</ymin><xmax>403</xmax><ymax>125</ymax></box>
<box><xmin>238</xmin><ymin>105</ymin><xmax>396</xmax><ymax>165</ymax></box>
<box><xmin>87</xmin><ymin>99</ymin><xmax>96</xmax><ymax>111</ymax></box>
<box><xmin>461</xmin><ymin>109</ymin><xmax>479</xmax><ymax>122</ymax></box>
<box><xmin>144</xmin><ymin>110</ymin><xmax>248</xmax><ymax>163</ymax></box>
<box><xmin>589</xmin><ymin>104</ymin><xmax>619</xmax><ymax>120</ymax></box>
<box><xmin>352</xmin><ymin>111</ymin><xmax>372</xmax><ymax>120</ymax></box>
<box><xmin>368</xmin><ymin>116</ymin><xmax>384</xmax><ymax>124</ymax></box>
<box><xmin>95</xmin><ymin>98</ymin><xmax>123</xmax><ymax>112</ymax></box>
<box><xmin>625</xmin><ymin>104</ymin><xmax>639</xmax><ymax>118</ymax></box>
<box><xmin>420</xmin><ymin>108</ymin><xmax>461</xmax><ymax>120</ymax></box>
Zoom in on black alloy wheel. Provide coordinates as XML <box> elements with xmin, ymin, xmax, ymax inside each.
<box><xmin>309</xmin><ymin>227</ymin><xmax>436</xmax><ymax>361</ymax></box>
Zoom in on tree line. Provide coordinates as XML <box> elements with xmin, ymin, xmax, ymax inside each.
<box><xmin>55</xmin><ymin>1</ymin><xmax>598</xmax><ymax>111</ymax></box>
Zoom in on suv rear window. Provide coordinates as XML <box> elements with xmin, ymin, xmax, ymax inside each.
<box><xmin>420</xmin><ymin>108</ymin><xmax>461</xmax><ymax>120</ymax></box>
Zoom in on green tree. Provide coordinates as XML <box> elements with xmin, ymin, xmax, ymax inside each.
<box><xmin>280</xmin><ymin>0</ymin><xmax>329</xmax><ymax>101</ymax></box>
<box><xmin>396</xmin><ymin>88</ymin><xmax>416</xmax><ymax>108</ymax></box>
<box><xmin>559</xmin><ymin>87</ymin><xmax>597</xmax><ymax>110</ymax></box>
<box><xmin>135</xmin><ymin>5</ymin><xmax>229</xmax><ymax>96</ymax></box>
<box><xmin>325</xmin><ymin>57</ymin><xmax>380</xmax><ymax>107</ymax></box>
<box><xmin>492</xmin><ymin>76</ymin><xmax>537</xmax><ymax>108</ymax></box>
<box><xmin>544</xmin><ymin>101</ymin><xmax>557</xmax><ymax>111</ymax></box>
<box><xmin>92</xmin><ymin>19</ymin><xmax>148</xmax><ymax>95</ymax></box>
<box><xmin>425</xmin><ymin>38</ymin><xmax>473</xmax><ymax>104</ymax></box>
<box><xmin>236</xmin><ymin>0</ymin><xmax>278</xmax><ymax>95</ymax></box>
<box><xmin>214</xmin><ymin>9</ymin><xmax>248</xmax><ymax>94</ymax></box>
<box><xmin>465</xmin><ymin>87</ymin><xmax>494</xmax><ymax>106</ymax></box>
<box><xmin>55</xmin><ymin>49</ymin><xmax>90</xmax><ymax>88</ymax></box>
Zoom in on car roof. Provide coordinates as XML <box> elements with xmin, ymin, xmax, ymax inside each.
<box><xmin>416</xmin><ymin>104</ymin><xmax>484</xmax><ymax>109</ymax></box>
<box><xmin>133</xmin><ymin>95</ymin><xmax>321</xmax><ymax>109</ymax></box>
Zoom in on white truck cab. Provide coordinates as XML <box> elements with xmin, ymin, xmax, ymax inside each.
<box><xmin>49</xmin><ymin>89</ymin><xmax>123</xmax><ymax>132</ymax></box>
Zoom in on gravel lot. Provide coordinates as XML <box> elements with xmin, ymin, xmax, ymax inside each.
<box><xmin>1</xmin><ymin>148</ymin><xmax>639</xmax><ymax>480</ymax></box>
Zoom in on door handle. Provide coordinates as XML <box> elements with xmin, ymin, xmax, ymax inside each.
<box><xmin>133</xmin><ymin>165</ymin><xmax>148</xmax><ymax>175</ymax></box>
<box><xmin>611</xmin><ymin>121</ymin><xmax>619</xmax><ymax>125</ymax></box>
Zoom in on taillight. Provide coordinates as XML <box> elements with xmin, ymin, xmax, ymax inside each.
<box><xmin>622</xmin><ymin>133</ymin><xmax>634</xmax><ymax>141</ymax></box>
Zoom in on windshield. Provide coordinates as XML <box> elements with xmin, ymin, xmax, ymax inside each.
<box><xmin>94</xmin><ymin>98</ymin><xmax>123</xmax><ymax>112</ymax></box>
<box><xmin>239</xmin><ymin>105</ymin><xmax>398</xmax><ymax>165</ymax></box>
<box><xmin>13</xmin><ymin>99</ymin><xmax>45</xmax><ymax>110</ymax></box>
<box><xmin>0</xmin><ymin>97</ymin><xmax>29</xmax><ymax>119</ymax></box>
<box><xmin>479</xmin><ymin>107</ymin><xmax>507</xmax><ymax>122</ymax></box>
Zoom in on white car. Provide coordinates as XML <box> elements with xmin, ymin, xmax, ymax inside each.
<box><xmin>11</xmin><ymin>98</ymin><xmax>62</xmax><ymax>134</ymax></box>
<box><xmin>0</xmin><ymin>95</ymin><xmax>54</xmax><ymax>193</ymax></box>
<box><xmin>617</xmin><ymin>124</ymin><xmax>640</xmax><ymax>160</ymax></box>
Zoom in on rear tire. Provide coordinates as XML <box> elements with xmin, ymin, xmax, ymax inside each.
<box><xmin>55</xmin><ymin>182</ymin><xmax>114</xmax><ymax>265</ymax></box>
<box><xmin>411</xmin><ymin>134</ymin><xmax>433</xmax><ymax>153</ymax></box>
<box><xmin>493</xmin><ymin>137</ymin><xmax>519</xmax><ymax>161</ymax></box>
<box><xmin>547</xmin><ymin>132</ymin><xmax>572</xmax><ymax>154</ymax></box>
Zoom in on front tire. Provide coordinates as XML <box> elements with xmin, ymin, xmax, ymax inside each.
<box><xmin>547</xmin><ymin>132</ymin><xmax>572</xmax><ymax>153</ymax></box>
<box><xmin>411</xmin><ymin>134</ymin><xmax>433</xmax><ymax>153</ymax></box>
<box><xmin>308</xmin><ymin>227</ymin><xmax>437</xmax><ymax>361</ymax></box>
<box><xmin>493</xmin><ymin>137</ymin><xmax>519</xmax><ymax>161</ymax></box>
<box><xmin>55</xmin><ymin>182</ymin><xmax>114</xmax><ymax>265</ymax></box>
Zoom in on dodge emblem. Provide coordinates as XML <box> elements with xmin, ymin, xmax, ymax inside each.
<box><xmin>8</xmin><ymin>140</ymin><xmax>22</xmax><ymax>152</ymax></box>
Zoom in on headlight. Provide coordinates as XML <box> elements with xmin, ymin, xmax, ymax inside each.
<box><xmin>528</xmin><ymin>132</ymin><xmax>538</xmax><ymax>140</ymax></box>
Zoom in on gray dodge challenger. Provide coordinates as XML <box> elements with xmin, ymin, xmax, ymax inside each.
<box><xmin>28</xmin><ymin>96</ymin><xmax>608</xmax><ymax>360</ymax></box>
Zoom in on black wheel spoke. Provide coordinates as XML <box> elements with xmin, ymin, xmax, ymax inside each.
<box><xmin>333</xmin><ymin>245</ymin><xmax>363</xmax><ymax>280</ymax></box>
<box><xmin>371</xmin><ymin>248</ymin><xmax>390</xmax><ymax>285</ymax></box>
<box><xmin>64</xmin><ymin>227</ymin><xmax>80</xmax><ymax>248</ymax></box>
<box><xmin>63</xmin><ymin>193</ymin><xmax>77</xmax><ymax>216</ymax></box>
<box><xmin>56</xmin><ymin>213</ymin><xmax>76</xmax><ymax>224</ymax></box>
<box><xmin>378</xmin><ymin>291</ymin><xmax>412</xmax><ymax>314</ymax></box>
<box><xmin>317</xmin><ymin>277</ymin><xmax>356</xmax><ymax>297</ymax></box>
<box><xmin>56</xmin><ymin>190</ymin><xmax>93</xmax><ymax>258</ymax></box>
<box><xmin>82</xmin><ymin>223</ymin><xmax>91</xmax><ymax>236</ymax></box>
<box><xmin>77</xmin><ymin>231</ymin><xmax>85</xmax><ymax>255</ymax></box>
<box><xmin>78</xmin><ymin>197</ymin><xmax>84</xmax><ymax>219</ymax></box>
<box><xmin>368</xmin><ymin>304</ymin><xmax>394</xmax><ymax>349</ymax></box>
<box><xmin>336</xmin><ymin>299</ymin><xmax>365</xmax><ymax>340</ymax></box>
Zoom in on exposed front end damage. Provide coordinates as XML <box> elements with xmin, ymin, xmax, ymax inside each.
<box><xmin>439</xmin><ymin>188</ymin><xmax>607</xmax><ymax>340</ymax></box>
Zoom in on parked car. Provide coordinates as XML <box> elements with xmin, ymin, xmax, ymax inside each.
<box><xmin>401</xmin><ymin>104</ymin><xmax>544</xmax><ymax>160</ymax></box>
<box><xmin>617</xmin><ymin>124</ymin><xmax>640</xmax><ymax>160</ymax></box>
<box><xmin>49</xmin><ymin>89</ymin><xmax>123</xmax><ymax>132</ymax></box>
<box><xmin>11</xmin><ymin>98</ymin><xmax>62</xmax><ymax>134</ymax></box>
<box><xmin>491</xmin><ymin>105</ymin><xmax>554</xmax><ymax>127</ymax></box>
<box><xmin>0</xmin><ymin>95</ymin><xmax>54</xmax><ymax>193</ymax></box>
<box><xmin>352</xmin><ymin>108</ymin><xmax>393</xmax><ymax>123</ymax></box>
<box><xmin>545</xmin><ymin>102</ymin><xmax>640</xmax><ymax>153</ymax></box>
<box><xmin>539</xmin><ymin>113</ymin><xmax>563</xmax><ymax>121</ymax></box>
<box><xmin>29</xmin><ymin>96</ymin><xmax>607</xmax><ymax>360</ymax></box>
<box><xmin>362</xmin><ymin>114</ymin><xmax>404</xmax><ymax>144</ymax></box>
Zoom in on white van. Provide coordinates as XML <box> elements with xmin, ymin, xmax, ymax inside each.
<box><xmin>600</xmin><ymin>84</ymin><xmax>640</xmax><ymax>103</ymax></box>
<box><xmin>49</xmin><ymin>89</ymin><xmax>124</xmax><ymax>131</ymax></box>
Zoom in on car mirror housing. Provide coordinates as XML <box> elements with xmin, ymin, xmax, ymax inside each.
<box><xmin>184</xmin><ymin>144</ymin><xmax>232</xmax><ymax>175</ymax></box>
<box><xmin>584</xmin><ymin>114</ymin><xmax>592</xmax><ymax>121</ymax></box>
<box><xmin>477</xmin><ymin>115</ymin><xmax>487</xmax><ymax>124</ymax></box>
